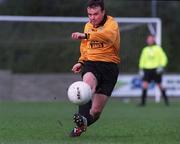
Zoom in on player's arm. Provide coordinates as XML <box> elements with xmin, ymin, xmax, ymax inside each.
<box><xmin>86</xmin><ymin>22</ymin><xmax>119</xmax><ymax>44</ymax></box>
<box><xmin>71</xmin><ymin>40</ymin><xmax>87</xmax><ymax>73</ymax></box>
<box><xmin>78</xmin><ymin>39</ymin><xmax>87</xmax><ymax>64</ymax></box>
<box><xmin>138</xmin><ymin>48</ymin><xmax>146</xmax><ymax>76</ymax></box>
<box><xmin>158</xmin><ymin>47</ymin><xmax>168</xmax><ymax>67</ymax></box>
<box><xmin>71</xmin><ymin>21</ymin><xmax>119</xmax><ymax>44</ymax></box>
<box><xmin>156</xmin><ymin>47</ymin><xmax>168</xmax><ymax>74</ymax></box>
<box><xmin>139</xmin><ymin>48</ymin><xmax>146</xmax><ymax>69</ymax></box>
<box><xmin>71</xmin><ymin>24</ymin><xmax>89</xmax><ymax>64</ymax></box>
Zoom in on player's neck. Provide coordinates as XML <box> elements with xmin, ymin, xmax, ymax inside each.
<box><xmin>94</xmin><ymin>14</ymin><xmax>107</xmax><ymax>28</ymax></box>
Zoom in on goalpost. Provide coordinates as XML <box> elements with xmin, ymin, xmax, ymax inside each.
<box><xmin>0</xmin><ymin>15</ymin><xmax>161</xmax><ymax>44</ymax></box>
<box><xmin>0</xmin><ymin>15</ymin><xmax>162</xmax><ymax>100</ymax></box>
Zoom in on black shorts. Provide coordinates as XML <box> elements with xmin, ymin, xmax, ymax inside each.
<box><xmin>82</xmin><ymin>61</ymin><xmax>119</xmax><ymax>96</ymax></box>
<box><xmin>143</xmin><ymin>68</ymin><xmax>162</xmax><ymax>83</ymax></box>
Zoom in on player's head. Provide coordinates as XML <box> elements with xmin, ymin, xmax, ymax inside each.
<box><xmin>87</xmin><ymin>0</ymin><xmax>105</xmax><ymax>27</ymax></box>
<box><xmin>146</xmin><ymin>34</ymin><xmax>156</xmax><ymax>45</ymax></box>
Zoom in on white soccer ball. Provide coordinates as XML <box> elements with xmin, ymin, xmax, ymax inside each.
<box><xmin>67</xmin><ymin>81</ymin><xmax>92</xmax><ymax>105</ymax></box>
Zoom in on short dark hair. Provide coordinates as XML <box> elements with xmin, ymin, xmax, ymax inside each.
<box><xmin>87</xmin><ymin>0</ymin><xmax>105</xmax><ymax>10</ymax></box>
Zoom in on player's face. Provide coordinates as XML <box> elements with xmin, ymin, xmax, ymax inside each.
<box><xmin>146</xmin><ymin>35</ymin><xmax>155</xmax><ymax>45</ymax></box>
<box><xmin>87</xmin><ymin>6</ymin><xmax>105</xmax><ymax>27</ymax></box>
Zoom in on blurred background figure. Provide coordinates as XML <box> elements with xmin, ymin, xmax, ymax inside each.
<box><xmin>138</xmin><ymin>34</ymin><xmax>169</xmax><ymax>106</ymax></box>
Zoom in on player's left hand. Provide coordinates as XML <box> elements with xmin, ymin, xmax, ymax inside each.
<box><xmin>71</xmin><ymin>32</ymin><xmax>86</xmax><ymax>40</ymax></box>
<box><xmin>156</xmin><ymin>67</ymin><xmax>164</xmax><ymax>74</ymax></box>
<box><xmin>72</xmin><ymin>63</ymin><xmax>82</xmax><ymax>73</ymax></box>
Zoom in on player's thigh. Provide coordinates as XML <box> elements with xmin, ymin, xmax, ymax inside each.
<box><xmin>83</xmin><ymin>72</ymin><xmax>97</xmax><ymax>93</ymax></box>
<box><xmin>96</xmin><ymin>62</ymin><xmax>119</xmax><ymax>96</ymax></box>
<box><xmin>91</xmin><ymin>94</ymin><xmax>109</xmax><ymax>114</ymax></box>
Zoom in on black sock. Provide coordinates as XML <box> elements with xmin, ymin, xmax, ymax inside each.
<box><xmin>78</xmin><ymin>100</ymin><xmax>99</xmax><ymax>126</ymax></box>
<box><xmin>161</xmin><ymin>89</ymin><xmax>169</xmax><ymax>105</ymax></box>
<box><xmin>141</xmin><ymin>89</ymin><xmax>147</xmax><ymax>105</ymax></box>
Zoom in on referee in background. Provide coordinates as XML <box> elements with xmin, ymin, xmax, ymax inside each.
<box><xmin>138</xmin><ymin>34</ymin><xmax>169</xmax><ymax>106</ymax></box>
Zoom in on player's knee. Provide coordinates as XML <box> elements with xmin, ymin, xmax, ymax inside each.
<box><xmin>142</xmin><ymin>82</ymin><xmax>148</xmax><ymax>89</ymax></box>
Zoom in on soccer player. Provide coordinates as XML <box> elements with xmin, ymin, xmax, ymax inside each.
<box><xmin>70</xmin><ymin>0</ymin><xmax>120</xmax><ymax>137</ymax></box>
<box><xmin>138</xmin><ymin>34</ymin><xmax>169</xmax><ymax>106</ymax></box>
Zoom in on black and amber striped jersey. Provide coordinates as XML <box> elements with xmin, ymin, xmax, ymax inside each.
<box><xmin>78</xmin><ymin>15</ymin><xmax>120</xmax><ymax>64</ymax></box>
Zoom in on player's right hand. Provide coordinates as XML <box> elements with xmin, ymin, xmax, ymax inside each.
<box><xmin>139</xmin><ymin>69</ymin><xmax>144</xmax><ymax>77</ymax></box>
<box><xmin>72</xmin><ymin>63</ymin><xmax>82</xmax><ymax>73</ymax></box>
<box><xmin>71</xmin><ymin>32</ymin><xmax>86</xmax><ymax>40</ymax></box>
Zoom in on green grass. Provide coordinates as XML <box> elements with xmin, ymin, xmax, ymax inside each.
<box><xmin>0</xmin><ymin>100</ymin><xmax>180</xmax><ymax>144</ymax></box>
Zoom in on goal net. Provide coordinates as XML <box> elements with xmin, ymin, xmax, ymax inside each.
<box><xmin>0</xmin><ymin>16</ymin><xmax>161</xmax><ymax>73</ymax></box>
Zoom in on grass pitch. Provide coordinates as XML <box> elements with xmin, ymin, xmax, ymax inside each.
<box><xmin>0</xmin><ymin>100</ymin><xmax>180</xmax><ymax>144</ymax></box>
